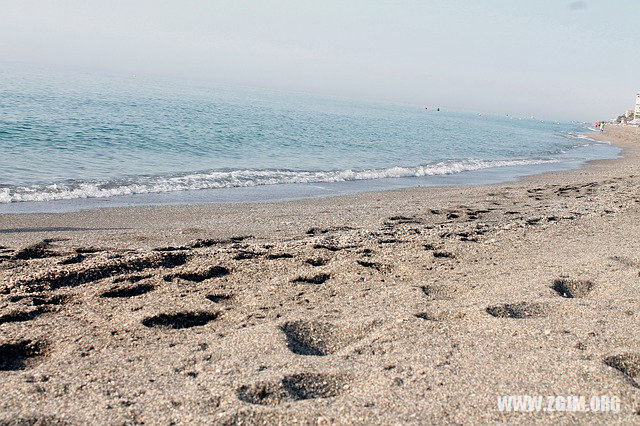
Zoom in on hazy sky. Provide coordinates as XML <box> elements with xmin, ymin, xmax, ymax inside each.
<box><xmin>1</xmin><ymin>0</ymin><xmax>638</xmax><ymax>121</ymax></box>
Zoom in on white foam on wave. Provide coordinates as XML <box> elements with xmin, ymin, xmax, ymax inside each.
<box><xmin>0</xmin><ymin>158</ymin><xmax>558</xmax><ymax>203</ymax></box>
<box><xmin>565</xmin><ymin>131</ymin><xmax>610</xmax><ymax>145</ymax></box>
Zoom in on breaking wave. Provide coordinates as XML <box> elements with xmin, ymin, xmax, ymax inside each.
<box><xmin>0</xmin><ymin>158</ymin><xmax>558</xmax><ymax>203</ymax></box>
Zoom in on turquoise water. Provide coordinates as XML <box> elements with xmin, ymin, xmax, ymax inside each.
<box><xmin>0</xmin><ymin>65</ymin><xmax>619</xmax><ymax>212</ymax></box>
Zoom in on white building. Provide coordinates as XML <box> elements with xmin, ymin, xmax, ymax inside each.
<box><xmin>635</xmin><ymin>92</ymin><xmax>640</xmax><ymax>120</ymax></box>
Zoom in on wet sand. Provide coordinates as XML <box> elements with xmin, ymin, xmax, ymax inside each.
<box><xmin>1</xmin><ymin>126</ymin><xmax>639</xmax><ymax>424</ymax></box>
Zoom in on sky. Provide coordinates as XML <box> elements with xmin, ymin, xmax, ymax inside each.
<box><xmin>0</xmin><ymin>0</ymin><xmax>638</xmax><ymax>121</ymax></box>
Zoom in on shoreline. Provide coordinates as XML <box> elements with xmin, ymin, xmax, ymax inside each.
<box><xmin>1</xmin><ymin>125</ymin><xmax>639</xmax><ymax>423</ymax></box>
<box><xmin>0</xmin><ymin>128</ymin><xmax>619</xmax><ymax>215</ymax></box>
<box><xmin>0</xmin><ymin>126</ymin><xmax>631</xmax><ymax>246</ymax></box>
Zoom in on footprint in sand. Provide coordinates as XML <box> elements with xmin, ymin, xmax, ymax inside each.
<box><xmin>305</xmin><ymin>258</ymin><xmax>328</xmax><ymax>267</ymax></box>
<box><xmin>0</xmin><ymin>339</ymin><xmax>47</xmax><ymax>371</ymax></box>
<box><xmin>206</xmin><ymin>294</ymin><xmax>233</xmax><ymax>303</ymax></box>
<box><xmin>12</xmin><ymin>240</ymin><xmax>61</xmax><ymax>260</ymax></box>
<box><xmin>8</xmin><ymin>294</ymin><xmax>68</xmax><ymax>306</ymax></box>
<box><xmin>384</xmin><ymin>215</ymin><xmax>423</xmax><ymax>226</ymax></box>
<box><xmin>415</xmin><ymin>310</ymin><xmax>466</xmax><ymax>321</ymax></box>
<box><xmin>17</xmin><ymin>251</ymin><xmax>188</xmax><ymax>292</ymax></box>
<box><xmin>307</xmin><ymin>226</ymin><xmax>354</xmax><ymax>236</ymax></box>
<box><xmin>421</xmin><ymin>284</ymin><xmax>467</xmax><ymax>300</ymax></box>
<box><xmin>101</xmin><ymin>283</ymin><xmax>155</xmax><ymax>298</ymax></box>
<box><xmin>604</xmin><ymin>353</ymin><xmax>640</xmax><ymax>388</ymax></box>
<box><xmin>236</xmin><ymin>373</ymin><xmax>349</xmax><ymax>405</ymax></box>
<box><xmin>433</xmin><ymin>251</ymin><xmax>456</xmax><ymax>259</ymax></box>
<box><xmin>113</xmin><ymin>274</ymin><xmax>152</xmax><ymax>284</ymax></box>
<box><xmin>141</xmin><ymin>311</ymin><xmax>219</xmax><ymax>329</ymax></box>
<box><xmin>551</xmin><ymin>278</ymin><xmax>594</xmax><ymax>298</ymax></box>
<box><xmin>486</xmin><ymin>302</ymin><xmax>549</xmax><ymax>319</ymax></box>
<box><xmin>357</xmin><ymin>260</ymin><xmax>382</xmax><ymax>271</ymax></box>
<box><xmin>152</xmin><ymin>246</ymin><xmax>189</xmax><ymax>252</ymax></box>
<box><xmin>164</xmin><ymin>265</ymin><xmax>229</xmax><ymax>282</ymax></box>
<box><xmin>281</xmin><ymin>320</ymin><xmax>378</xmax><ymax>356</ymax></box>
<box><xmin>265</xmin><ymin>253</ymin><xmax>294</xmax><ymax>260</ymax></box>
<box><xmin>234</xmin><ymin>250</ymin><xmax>263</xmax><ymax>260</ymax></box>
<box><xmin>0</xmin><ymin>306</ymin><xmax>51</xmax><ymax>325</ymax></box>
<box><xmin>58</xmin><ymin>253</ymin><xmax>86</xmax><ymax>265</ymax></box>
<box><xmin>609</xmin><ymin>256</ymin><xmax>640</xmax><ymax>269</ymax></box>
<box><xmin>291</xmin><ymin>273</ymin><xmax>331</xmax><ymax>285</ymax></box>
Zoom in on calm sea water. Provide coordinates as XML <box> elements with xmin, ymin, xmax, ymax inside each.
<box><xmin>0</xmin><ymin>65</ymin><xmax>619</xmax><ymax>212</ymax></box>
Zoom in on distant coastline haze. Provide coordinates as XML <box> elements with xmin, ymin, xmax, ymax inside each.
<box><xmin>1</xmin><ymin>0</ymin><xmax>638</xmax><ymax>121</ymax></box>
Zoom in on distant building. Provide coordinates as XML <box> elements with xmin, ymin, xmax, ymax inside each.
<box><xmin>626</xmin><ymin>109</ymin><xmax>634</xmax><ymax>119</ymax></box>
<box><xmin>635</xmin><ymin>92</ymin><xmax>640</xmax><ymax>120</ymax></box>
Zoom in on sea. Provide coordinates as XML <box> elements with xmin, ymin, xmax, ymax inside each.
<box><xmin>0</xmin><ymin>64</ymin><xmax>620</xmax><ymax>213</ymax></box>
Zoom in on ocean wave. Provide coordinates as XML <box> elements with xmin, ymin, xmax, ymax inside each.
<box><xmin>0</xmin><ymin>159</ymin><xmax>558</xmax><ymax>203</ymax></box>
<box><xmin>565</xmin><ymin>132</ymin><xmax>610</xmax><ymax>145</ymax></box>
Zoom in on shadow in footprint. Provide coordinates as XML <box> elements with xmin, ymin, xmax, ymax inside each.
<box><xmin>9</xmin><ymin>294</ymin><xmax>68</xmax><ymax>307</ymax></box>
<box><xmin>234</xmin><ymin>251</ymin><xmax>263</xmax><ymax>260</ymax></box>
<box><xmin>206</xmin><ymin>294</ymin><xmax>233</xmax><ymax>303</ymax></box>
<box><xmin>237</xmin><ymin>373</ymin><xmax>348</xmax><ymax>405</ymax></box>
<box><xmin>0</xmin><ymin>306</ymin><xmax>50</xmax><ymax>324</ymax></box>
<box><xmin>266</xmin><ymin>253</ymin><xmax>294</xmax><ymax>260</ymax></box>
<box><xmin>12</xmin><ymin>240</ymin><xmax>59</xmax><ymax>260</ymax></box>
<box><xmin>58</xmin><ymin>254</ymin><xmax>86</xmax><ymax>265</ymax></box>
<box><xmin>433</xmin><ymin>251</ymin><xmax>455</xmax><ymax>259</ymax></box>
<box><xmin>415</xmin><ymin>310</ymin><xmax>466</xmax><ymax>321</ymax></box>
<box><xmin>551</xmin><ymin>278</ymin><xmax>594</xmax><ymax>298</ymax></box>
<box><xmin>292</xmin><ymin>273</ymin><xmax>330</xmax><ymax>285</ymax></box>
<box><xmin>236</xmin><ymin>382</ymin><xmax>289</xmax><ymax>406</ymax></box>
<box><xmin>281</xmin><ymin>320</ymin><xmax>377</xmax><ymax>356</ymax></box>
<box><xmin>19</xmin><ymin>251</ymin><xmax>188</xmax><ymax>292</ymax></box>
<box><xmin>142</xmin><ymin>311</ymin><xmax>219</xmax><ymax>329</ymax></box>
<box><xmin>153</xmin><ymin>246</ymin><xmax>189</xmax><ymax>252</ymax></box>
<box><xmin>305</xmin><ymin>258</ymin><xmax>327</xmax><ymax>267</ymax></box>
<box><xmin>357</xmin><ymin>260</ymin><xmax>382</xmax><ymax>271</ymax></box>
<box><xmin>486</xmin><ymin>302</ymin><xmax>548</xmax><ymax>319</ymax></box>
<box><xmin>385</xmin><ymin>216</ymin><xmax>423</xmax><ymax>225</ymax></box>
<box><xmin>307</xmin><ymin>226</ymin><xmax>354</xmax><ymax>236</ymax></box>
<box><xmin>0</xmin><ymin>340</ymin><xmax>47</xmax><ymax>371</ymax></box>
<box><xmin>1</xmin><ymin>417</ymin><xmax>68</xmax><ymax>426</ymax></box>
<box><xmin>281</xmin><ymin>321</ymin><xmax>335</xmax><ymax>356</ymax></box>
<box><xmin>101</xmin><ymin>283</ymin><xmax>155</xmax><ymax>298</ymax></box>
<box><xmin>113</xmin><ymin>274</ymin><xmax>152</xmax><ymax>284</ymax></box>
<box><xmin>313</xmin><ymin>244</ymin><xmax>345</xmax><ymax>252</ymax></box>
<box><xmin>75</xmin><ymin>247</ymin><xmax>109</xmax><ymax>254</ymax></box>
<box><xmin>282</xmin><ymin>373</ymin><xmax>345</xmax><ymax>400</ymax></box>
<box><xmin>604</xmin><ymin>353</ymin><xmax>640</xmax><ymax>388</ymax></box>
<box><xmin>421</xmin><ymin>284</ymin><xmax>466</xmax><ymax>300</ymax></box>
<box><xmin>167</xmin><ymin>266</ymin><xmax>230</xmax><ymax>283</ymax></box>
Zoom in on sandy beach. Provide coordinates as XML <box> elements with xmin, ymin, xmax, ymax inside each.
<box><xmin>1</xmin><ymin>126</ymin><xmax>639</xmax><ymax>424</ymax></box>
